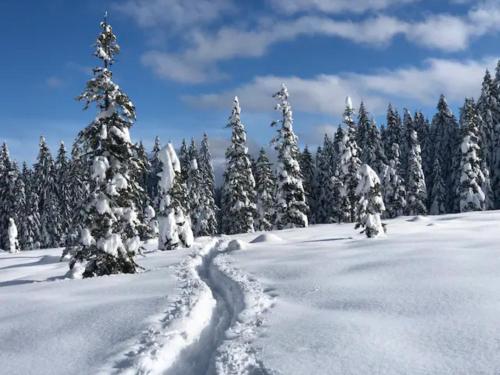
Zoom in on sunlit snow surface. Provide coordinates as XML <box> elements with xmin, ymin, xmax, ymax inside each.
<box><xmin>1</xmin><ymin>212</ymin><xmax>500</xmax><ymax>374</ymax></box>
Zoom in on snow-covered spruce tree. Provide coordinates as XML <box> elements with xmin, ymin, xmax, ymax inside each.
<box><xmin>68</xmin><ymin>16</ymin><xmax>144</xmax><ymax>277</ymax></box>
<box><xmin>429</xmin><ymin>157</ymin><xmax>446</xmax><ymax>215</ymax></box>
<box><xmin>300</xmin><ymin>146</ymin><xmax>316</xmax><ymax>223</ymax></box>
<box><xmin>404</xmin><ymin>111</ymin><xmax>427</xmax><ymax>216</ymax></box>
<box><xmin>55</xmin><ymin>142</ymin><xmax>73</xmax><ymax>244</ymax></box>
<box><xmin>338</xmin><ymin>96</ymin><xmax>362</xmax><ymax>223</ymax></box>
<box><xmin>458</xmin><ymin>98</ymin><xmax>486</xmax><ymax>212</ymax></box>
<box><xmin>382</xmin><ymin>105</ymin><xmax>407</xmax><ymax>218</ymax></box>
<box><xmin>355</xmin><ymin>164</ymin><xmax>386</xmax><ymax>238</ymax></box>
<box><xmin>187</xmin><ymin>139</ymin><xmax>204</xmax><ymax>237</ymax></box>
<box><xmin>147</xmin><ymin>136</ymin><xmax>162</xmax><ymax>209</ymax></box>
<box><xmin>0</xmin><ymin>143</ymin><xmax>18</xmax><ymax>250</ymax></box>
<box><xmin>33</xmin><ymin>137</ymin><xmax>62</xmax><ymax>248</ymax></box>
<box><xmin>157</xmin><ymin>143</ymin><xmax>193</xmax><ymax>250</ymax></box>
<box><xmin>358</xmin><ymin>104</ymin><xmax>386</xmax><ymax>176</ymax></box>
<box><xmin>13</xmin><ymin>169</ymin><xmax>30</xmax><ymax>250</ymax></box>
<box><xmin>20</xmin><ymin>162</ymin><xmax>41</xmax><ymax>249</ymax></box>
<box><xmin>431</xmin><ymin>95</ymin><xmax>460</xmax><ymax>212</ymax></box>
<box><xmin>271</xmin><ymin>84</ymin><xmax>308</xmax><ymax>229</ymax></box>
<box><xmin>492</xmin><ymin>63</ymin><xmax>500</xmax><ymax>208</ymax></box>
<box><xmin>331</xmin><ymin>125</ymin><xmax>348</xmax><ymax>223</ymax></box>
<box><xmin>254</xmin><ymin>148</ymin><xmax>276</xmax><ymax>231</ymax></box>
<box><xmin>7</xmin><ymin>218</ymin><xmax>20</xmax><ymax>253</ymax></box>
<box><xmin>133</xmin><ymin>141</ymin><xmax>155</xmax><ymax>241</ymax></box>
<box><xmin>221</xmin><ymin>97</ymin><xmax>256</xmax><ymax>234</ymax></box>
<box><xmin>315</xmin><ymin>135</ymin><xmax>337</xmax><ymax>223</ymax></box>
<box><xmin>179</xmin><ymin>139</ymin><xmax>190</xmax><ymax>183</ymax></box>
<box><xmin>197</xmin><ymin>133</ymin><xmax>218</xmax><ymax>236</ymax></box>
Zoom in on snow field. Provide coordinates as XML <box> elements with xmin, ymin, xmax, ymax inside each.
<box><xmin>226</xmin><ymin>212</ymin><xmax>500</xmax><ymax>375</ymax></box>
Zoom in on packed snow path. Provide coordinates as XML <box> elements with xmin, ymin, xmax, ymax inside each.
<box><xmin>110</xmin><ymin>239</ymin><xmax>273</xmax><ymax>375</ymax></box>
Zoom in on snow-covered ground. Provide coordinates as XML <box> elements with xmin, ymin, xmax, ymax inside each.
<box><xmin>1</xmin><ymin>211</ymin><xmax>500</xmax><ymax>374</ymax></box>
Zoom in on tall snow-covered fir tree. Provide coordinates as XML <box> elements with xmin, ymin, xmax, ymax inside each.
<box><xmin>358</xmin><ymin>103</ymin><xmax>386</xmax><ymax>175</ymax></box>
<box><xmin>68</xmin><ymin>15</ymin><xmax>144</xmax><ymax>278</ymax></box>
<box><xmin>458</xmin><ymin>98</ymin><xmax>486</xmax><ymax>212</ymax></box>
<box><xmin>34</xmin><ymin>137</ymin><xmax>62</xmax><ymax>248</ymax></box>
<box><xmin>382</xmin><ymin>105</ymin><xmax>407</xmax><ymax>218</ymax></box>
<box><xmin>338</xmin><ymin>97</ymin><xmax>362</xmax><ymax>222</ymax></box>
<box><xmin>254</xmin><ymin>148</ymin><xmax>276</xmax><ymax>231</ymax></box>
<box><xmin>355</xmin><ymin>164</ymin><xmax>386</xmax><ymax>238</ymax></box>
<box><xmin>271</xmin><ymin>84</ymin><xmax>308</xmax><ymax>229</ymax></box>
<box><xmin>404</xmin><ymin>111</ymin><xmax>427</xmax><ymax>216</ymax></box>
<box><xmin>221</xmin><ymin>97</ymin><xmax>256</xmax><ymax>234</ymax></box>
<box><xmin>300</xmin><ymin>146</ymin><xmax>316</xmax><ymax>223</ymax></box>
<box><xmin>157</xmin><ymin>143</ymin><xmax>193</xmax><ymax>250</ymax></box>
<box><xmin>431</xmin><ymin>95</ymin><xmax>460</xmax><ymax>212</ymax></box>
<box><xmin>197</xmin><ymin>134</ymin><xmax>218</xmax><ymax>236</ymax></box>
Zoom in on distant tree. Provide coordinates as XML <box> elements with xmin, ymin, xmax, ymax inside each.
<box><xmin>197</xmin><ymin>134</ymin><xmax>218</xmax><ymax>236</ymax></box>
<box><xmin>300</xmin><ymin>146</ymin><xmax>316</xmax><ymax>223</ymax></box>
<box><xmin>338</xmin><ymin>97</ymin><xmax>362</xmax><ymax>222</ymax></box>
<box><xmin>404</xmin><ymin>110</ymin><xmax>427</xmax><ymax>216</ymax></box>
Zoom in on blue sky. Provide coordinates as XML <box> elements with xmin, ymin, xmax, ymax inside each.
<box><xmin>1</xmin><ymin>0</ymin><xmax>500</xmax><ymax>170</ymax></box>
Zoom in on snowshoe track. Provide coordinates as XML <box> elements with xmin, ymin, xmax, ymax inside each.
<box><xmin>105</xmin><ymin>238</ymin><xmax>274</xmax><ymax>375</ymax></box>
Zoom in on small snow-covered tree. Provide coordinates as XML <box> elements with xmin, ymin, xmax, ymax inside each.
<box><xmin>221</xmin><ymin>97</ymin><xmax>256</xmax><ymax>234</ymax></box>
<box><xmin>157</xmin><ymin>144</ymin><xmax>194</xmax><ymax>250</ymax></box>
<box><xmin>405</xmin><ymin>111</ymin><xmax>427</xmax><ymax>216</ymax></box>
<box><xmin>271</xmin><ymin>84</ymin><xmax>308</xmax><ymax>229</ymax></box>
<box><xmin>7</xmin><ymin>218</ymin><xmax>20</xmax><ymax>253</ymax></box>
<box><xmin>68</xmin><ymin>15</ymin><xmax>143</xmax><ymax>277</ymax></box>
<box><xmin>197</xmin><ymin>134</ymin><xmax>218</xmax><ymax>236</ymax></box>
<box><xmin>458</xmin><ymin>98</ymin><xmax>486</xmax><ymax>212</ymax></box>
<box><xmin>355</xmin><ymin>164</ymin><xmax>386</xmax><ymax>238</ymax></box>
<box><xmin>254</xmin><ymin>148</ymin><xmax>276</xmax><ymax>231</ymax></box>
<box><xmin>20</xmin><ymin>162</ymin><xmax>41</xmax><ymax>249</ymax></box>
<box><xmin>338</xmin><ymin>97</ymin><xmax>362</xmax><ymax>222</ymax></box>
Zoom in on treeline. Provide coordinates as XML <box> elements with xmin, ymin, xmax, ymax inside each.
<box><xmin>1</xmin><ymin>15</ymin><xmax>498</xmax><ymax>278</ymax></box>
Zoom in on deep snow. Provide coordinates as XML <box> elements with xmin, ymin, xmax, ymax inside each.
<box><xmin>1</xmin><ymin>211</ymin><xmax>500</xmax><ymax>375</ymax></box>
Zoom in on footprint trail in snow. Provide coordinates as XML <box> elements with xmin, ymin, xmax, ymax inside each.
<box><xmin>106</xmin><ymin>238</ymin><xmax>274</xmax><ymax>375</ymax></box>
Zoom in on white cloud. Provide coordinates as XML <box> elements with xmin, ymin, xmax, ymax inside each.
<box><xmin>184</xmin><ymin>56</ymin><xmax>497</xmax><ymax>116</ymax></box>
<box><xmin>268</xmin><ymin>0</ymin><xmax>419</xmax><ymax>15</ymax></box>
<box><xmin>114</xmin><ymin>0</ymin><xmax>233</xmax><ymax>30</ymax></box>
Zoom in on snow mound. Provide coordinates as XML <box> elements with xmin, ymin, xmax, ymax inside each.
<box><xmin>250</xmin><ymin>233</ymin><xmax>284</xmax><ymax>244</ymax></box>
<box><xmin>227</xmin><ymin>239</ymin><xmax>247</xmax><ymax>251</ymax></box>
